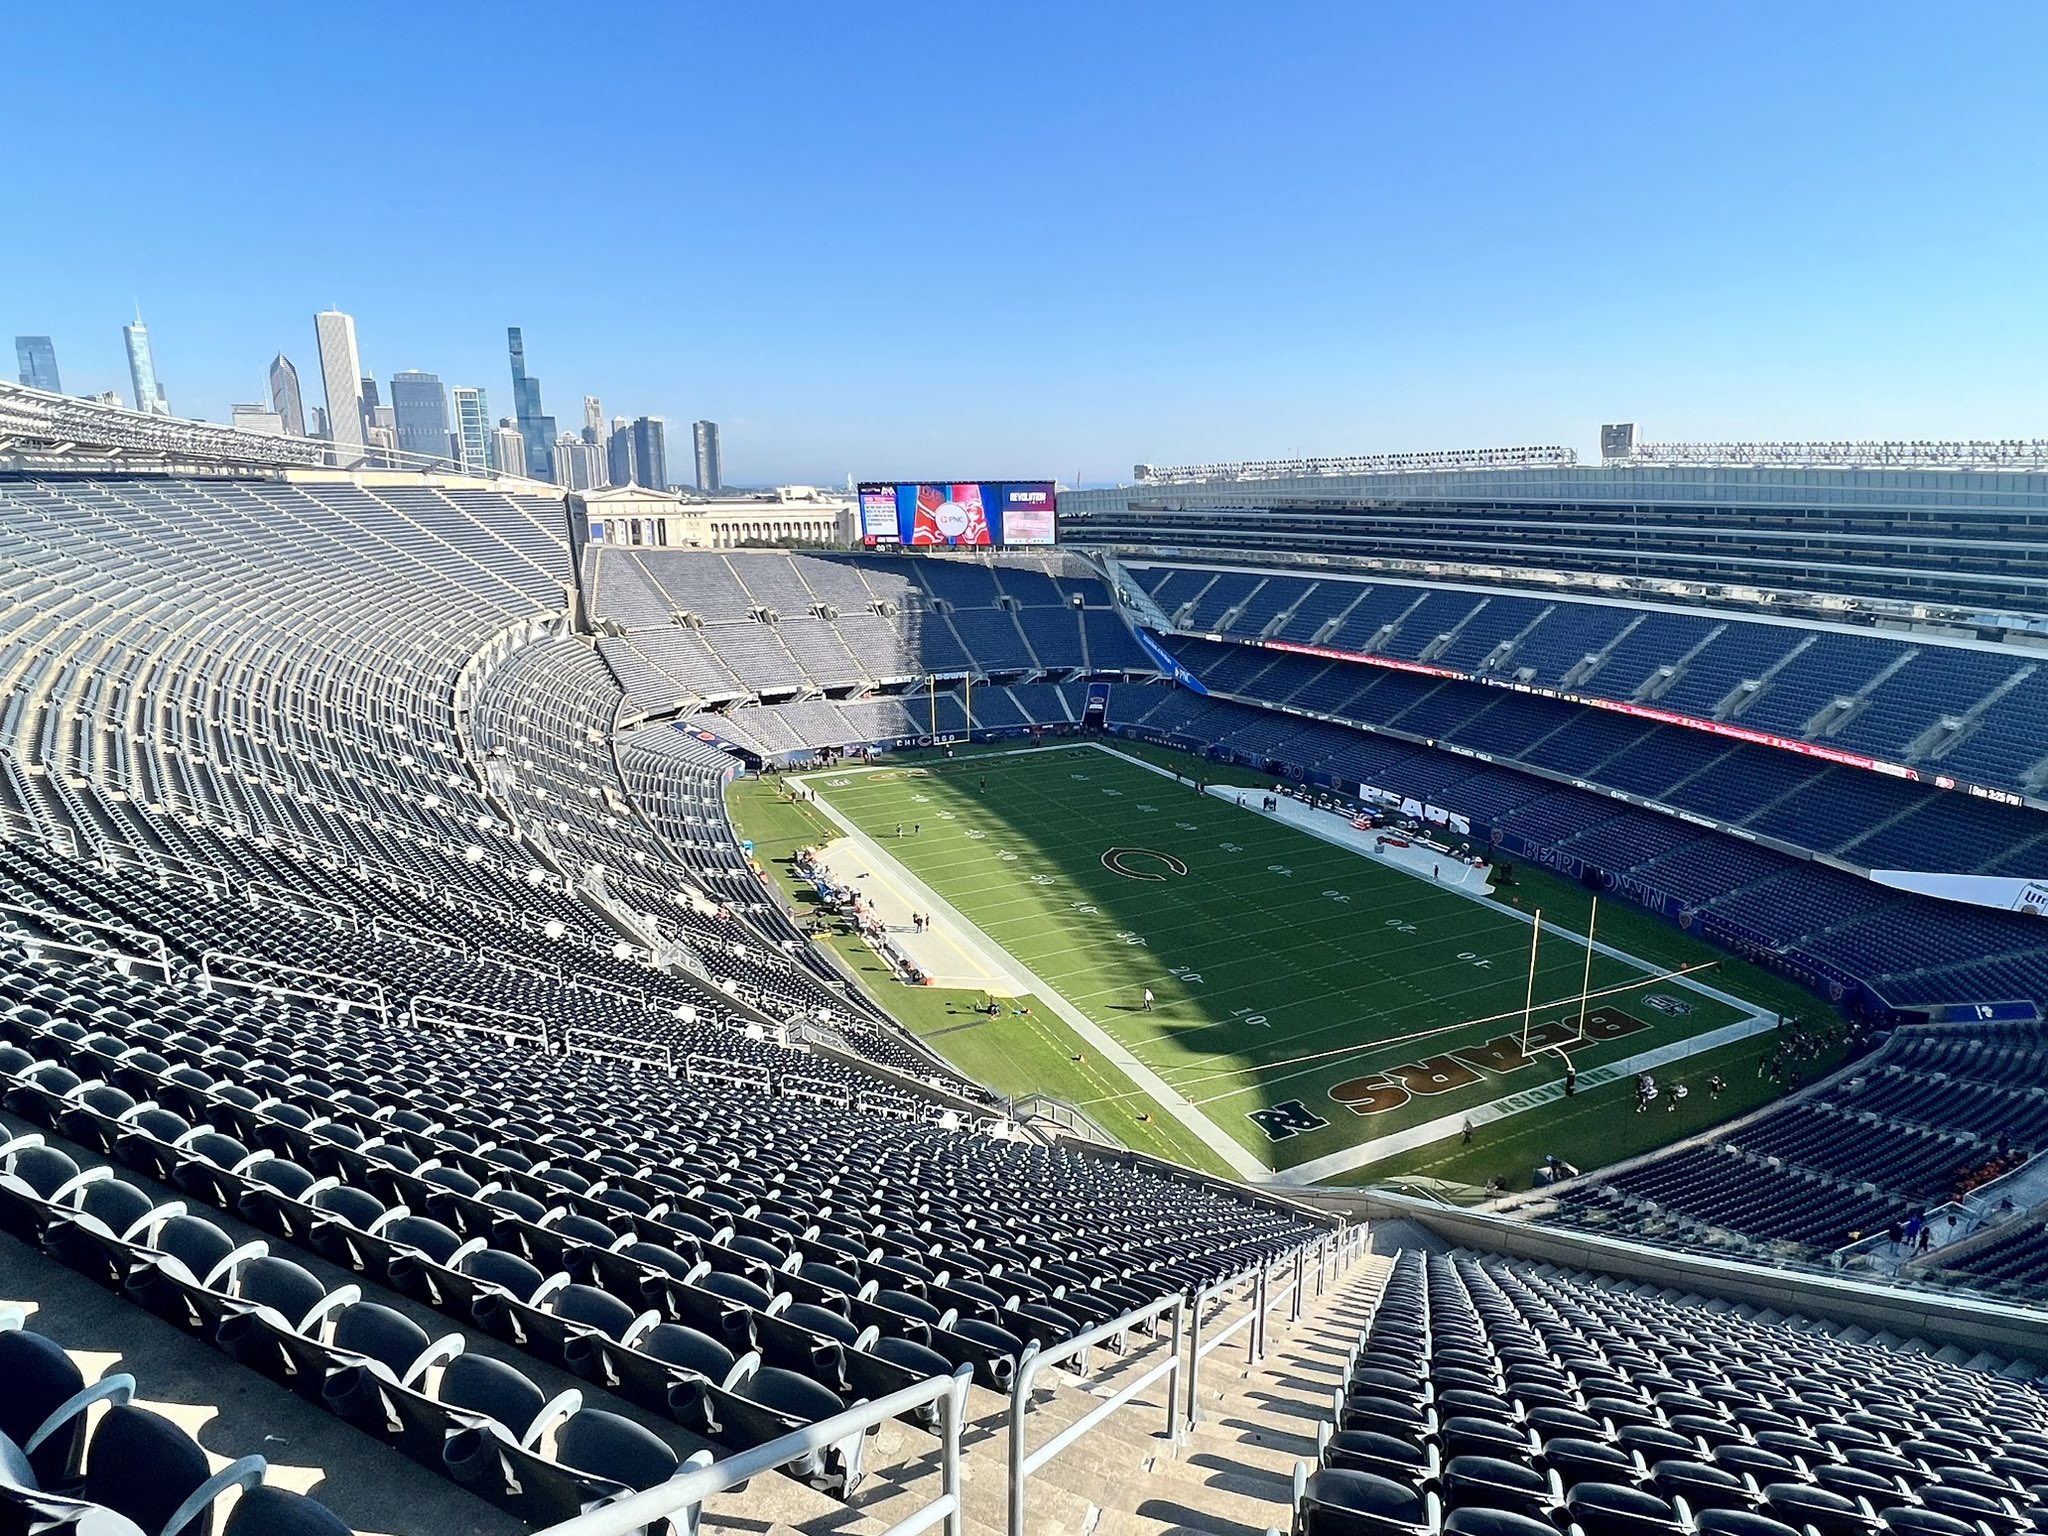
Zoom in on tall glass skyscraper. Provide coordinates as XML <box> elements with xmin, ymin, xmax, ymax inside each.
<box><xmin>313</xmin><ymin>310</ymin><xmax>366</xmax><ymax>463</ymax></box>
<box><xmin>123</xmin><ymin>318</ymin><xmax>168</xmax><ymax>415</ymax></box>
<box><xmin>506</xmin><ymin>327</ymin><xmax>556</xmax><ymax>481</ymax></box>
<box><xmin>15</xmin><ymin>336</ymin><xmax>60</xmax><ymax>392</ymax></box>
<box><xmin>607</xmin><ymin>416</ymin><xmax>633</xmax><ymax>486</ymax></box>
<box><xmin>389</xmin><ymin>371</ymin><xmax>453</xmax><ymax>466</ymax></box>
<box><xmin>693</xmin><ymin>420</ymin><xmax>722</xmax><ymax>492</ymax></box>
<box><xmin>451</xmin><ymin>387</ymin><xmax>491</xmax><ymax>476</ymax></box>
<box><xmin>268</xmin><ymin>353</ymin><xmax>306</xmax><ymax>435</ymax></box>
<box><xmin>629</xmin><ymin>416</ymin><xmax>668</xmax><ymax>490</ymax></box>
<box><xmin>583</xmin><ymin>396</ymin><xmax>603</xmax><ymax>445</ymax></box>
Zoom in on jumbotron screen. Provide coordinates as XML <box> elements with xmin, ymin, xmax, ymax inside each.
<box><xmin>857</xmin><ymin>481</ymin><xmax>1057</xmax><ymax>548</ymax></box>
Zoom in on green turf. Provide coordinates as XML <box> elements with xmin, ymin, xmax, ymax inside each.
<box><xmin>726</xmin><ymin>775</ymin><xmax>1232</xmax><ymax>1173</ymax></box>
<box><xmin>777</xmin><ymin>741</ymin><xmax>1780</xmax><ymax>1176</ymax></box>
<box><xmin>1348</xmin><ymin>1033</ymin><xmax>1846</xmax><ymax>1197</ymax></box>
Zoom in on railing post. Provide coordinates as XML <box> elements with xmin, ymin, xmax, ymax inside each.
<box><xmin>943</xmin><ymin>1364</ymin><xmax>969</xmax><ymax>1536</ymax></box>
<box><xmin>1009</xmin><ymin>1341</ymin><xmax>1038</xmax><ymax>1536</ymax></box>
<box><xmin>1166</xmin><ymin>1295</ymin><xmax>1185</xmax><ymax>1446</ymax></box>
<box><xmin>1184</xmin><ymin>1285</ymin><xmax>1207</xmax><ymax>1428</ymax></box>
<box><xmin>1253</xmin><ymin>1267</ymin><xmax>1269</xmax><ymax>1362</ymax></box>
<box><xmin>1292</xmin><ymin>1247</ymin><xmax>1306</xmax><ymax>1323</ymax></box>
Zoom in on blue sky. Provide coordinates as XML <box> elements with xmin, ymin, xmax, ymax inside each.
<box><xmin>8</xmin><ymin>2</ymin><xmax>2048</xmax><ymax>486</ymax></box>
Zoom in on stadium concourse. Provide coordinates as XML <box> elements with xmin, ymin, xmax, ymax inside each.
<box><xmin>0</xmin><ymin>413</ymin><xmax>2047</xmax><ymax>1533</ymax></box>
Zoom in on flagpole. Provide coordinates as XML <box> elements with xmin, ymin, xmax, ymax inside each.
<box><xmin>1519</xmin><ymin>908</ymin><xmax>1544</xmax><ymax>1054</ymax></box>
<box><xmin>1575</xmin><ymin>895</ymin><xmax>1599</xmax><ymax>1044</ymax></box>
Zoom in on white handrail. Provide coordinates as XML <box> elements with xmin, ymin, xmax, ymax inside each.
<box><xmin>409</xmin><ymin>995</ymin><xmax>551</xmax><ymax>1051</ymax></box>
<box><xmin>565</xmin><ymin>1027</ymin><xmax>676</xmax><ymax>1075</ymax></box>
<box><xmin>0</xmin><ymin>900</ymin><xmax>173</xmax><ymax>975</ymax></box>
<box><xmin>198</xmin><ymin>950</ymin><xmax>389</xmax><ymax>1020</ymax></box>
<box><xmin>1008</xmin><ymin>1291</ymin><xmax>1185</xmax><ymax>1536</ymax></box>
<box><xmin>532</xmin><ymin>1364</ymin><xmax>972</xmax><ymax>1536</ymax></box>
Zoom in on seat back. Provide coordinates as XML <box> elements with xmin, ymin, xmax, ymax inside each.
<box><xmin>332</xmin><ymin>1303</ymin><xmax>430</xmax><ymax>1377</ymax></box>
<box><xmin>0</xmin><ymin>1329</ymin><xmax>87</xmax><ymax>1487</ymax></box>
<box><xmin>437</xmin><ymin>1354</ymin><xmax>544</xmax><ymax>1438</ymax></box>
<box><xmin>83</xmin><ymin>1405</ymin><xmax>211</xmax><ymax>1536</ymax></box>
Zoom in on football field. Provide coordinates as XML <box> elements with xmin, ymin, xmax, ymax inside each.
<box><xmin>781</xmin><ymin>741</ymin><xmax>1773</xmax><ymax>1182</ymax></box>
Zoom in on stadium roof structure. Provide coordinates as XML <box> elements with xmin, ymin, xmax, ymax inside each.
<box><xmin>1609</xmin><ymin>436</ymin><xmax>2048</xmax><ymax>471</ymax></box>
<box><xmin>1131</xmin><ymin>445</ymin><xmax>1578</xmax><ymax>485</ymax></box>
<box><xmin>0</xmin><ymin>377</ymin><xmax>544</xmax><ymax>482</ymax></box>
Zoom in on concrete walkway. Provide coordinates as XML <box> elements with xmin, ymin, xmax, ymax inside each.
<box><xmin>811</xmin><ymin>835</ymin><xmax>1024</xmax><ymax>994</ymax></box>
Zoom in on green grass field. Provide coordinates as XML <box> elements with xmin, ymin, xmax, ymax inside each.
<box><xmin>730</xmin><ymin>739</ymin><xmax>1819</xmax><ymax>1186</ymax></box>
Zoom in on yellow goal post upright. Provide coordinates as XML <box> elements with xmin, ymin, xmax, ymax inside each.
<box><xmin>1517</xmin><ymin>908</ymin><xmax>1544</xmax><ymax>1055</ymax></box>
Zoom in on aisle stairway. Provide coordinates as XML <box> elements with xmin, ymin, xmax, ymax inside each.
<box><xmin>695</xmin><ymin>1246</ymin><xmax>1394</xmax><ymax>1536</ymax></box>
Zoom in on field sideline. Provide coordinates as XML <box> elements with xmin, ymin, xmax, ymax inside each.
<box><xmin>777</xmin><ymin>739</ymin><xmax>1782</xmax><ymax>1184</ymax></box>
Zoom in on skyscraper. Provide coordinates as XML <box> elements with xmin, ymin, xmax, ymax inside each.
<box><xmin>15</xmin><ymin>336</ymin><xmax>60</xmax><ymax>392</ymax></box>
<box><xmin>313</xmin><ymin>310</ymin><xmax>365</xmax><ymax>463</ymax></box>
<box><xmin>450</xmin><ymin>387</ymin><xmax>491</xmax><ymax>476</ymax></box>
<box><xmin>607</xmin><ymin>416</ymin><xmax>633</xmax><ymax>487</ymax></box>
<box><xmin>554</xmin><ymin>434</ymin><xmax>604</xmax><ymax>490</ymax></box>
<box><xmin>693</xmin><ymin>420</ymin><xmax>723</xmax><ymax>492</ymax></box>
<box><xmin>628</xmin><ymin>416</ymin><xmax>668</xmax><ymax>490</ymax></box>
<box><xmin>123</xmin><ymin>316</ymin><xmax>168</xmax><ymax>416</ymax></box>
<box><xmin>506</xmin><ymin>327</ymin><xmax>556</xmax><ymax>481</ymax></box>
<box><xmin>389</xmin><ymin>371</ymin><xmax>452</xmax><ymax>466</ymax></box>
<box><xmin>490</xmin><ymin>419</ymin><xmax>527</xmax><ymax>478</ymax></box>
<box><xmin>268</xmin><ymin>353</ymin><xmax>306</xmax><ymax>435</ymax></box>
<box><xmin>583</xmin><ymin>396</ymin><xmax>603</xmax><ymax>445</ymax></box>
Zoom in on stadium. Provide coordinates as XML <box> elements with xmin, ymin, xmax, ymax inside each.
<box><xmin>2</xmin><ymin>381</ymin><xmax>2047</xmax><ymax>1536</ymax></box>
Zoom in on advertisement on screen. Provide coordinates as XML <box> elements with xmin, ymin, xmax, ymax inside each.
<box><xmin>911</xmin><ymin>482</ymin><xmax>993</xmax><ymax>546</ymax></box>
<box><xmin>999</xmin><ymin>482</ymin><xmax>1057</xmax><ymax>545</ymax></box>
<box><xmin>858</xmin><ymin>484</ymin><xmax>902</xmax><ymax>545</ymax></box>
<box><xmin>855</xmin><ymin>481</ymin><xmax>1058</xmax><ymax>547</ymax></box>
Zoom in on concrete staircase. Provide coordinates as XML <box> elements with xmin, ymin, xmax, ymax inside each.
<box><xmin>701</xmin><ymin>1247</ymin><xmax>1393</xmax><ymax>1536</ymax></box>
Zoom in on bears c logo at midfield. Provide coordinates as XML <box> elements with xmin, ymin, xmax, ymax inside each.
<box><xmin>1101</xmin><ymin>847</ymin><xmax>1189</xmax><ymax>882</ymax></box>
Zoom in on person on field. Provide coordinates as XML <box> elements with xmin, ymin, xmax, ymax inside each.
<box><xmin>1142</xmin><ymin>987</ymin><xmax>1155</xmax><ymax>1012</ymax></box>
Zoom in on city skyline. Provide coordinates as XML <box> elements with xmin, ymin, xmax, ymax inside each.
<box><xmin>11</xmin><ymin>4</ymin><xmax>2048</xmax><ymax>486</ymax></box>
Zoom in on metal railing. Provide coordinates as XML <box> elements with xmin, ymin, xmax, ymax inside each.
<box><xmin>370</xmin><ymin>912</ymin><xmax>470</xmax><ymax>957</ymax></box>
<box><xmin>1183</xmin><ymin>1265</ymin><xmax>1265</xmax><ymax>1428</ymax></box>
<box><xmin>409</xmin><ymin>995</ymin><xmax>551</xmax><ymax>1052</ymax></box>
<box><xmin>533</xmin><ymin>1364</ymin><xmax>972</xmax><ymax>1536</ymax></box>
<box><xmin>0</xmin><ymin>901</ymin><xmax>173</xmax><ymax>976</ymax></box>
<box><xmin>564</xmin><ymin>1027</ymin><xmax>676</xmax><ymax>1074</ymax></box>
<box><xmin>1184</xmin><ymin>1232</ymin><xmax>1347</xmax><ymax>1430</ymax></box>
<box><xmin>1008</xmin><ymin>1291</ymin><xmax>1185</xmax><ymax>1536</ymax></box>
<box><xmin>198</xmin><ymin>950</ymin><xmax>390</xmax><ymax>1020</ymax></box>
<box><xmin>1007</xmin><ymin>1092</ymin><xmax>1128</xmax><ymax>1149</ymax></box>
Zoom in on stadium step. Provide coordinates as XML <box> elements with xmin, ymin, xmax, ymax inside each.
<box><xmin>1034</xmin><ymin>1247</ymin><xmax>1389</xmax><ymax>1536</ymax></box>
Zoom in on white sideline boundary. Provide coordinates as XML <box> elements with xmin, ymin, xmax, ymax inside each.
<box><xmin>788</xmin><ymin>739</ymin><xmax>1777</xmax><ymax>1186</ymax></box>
